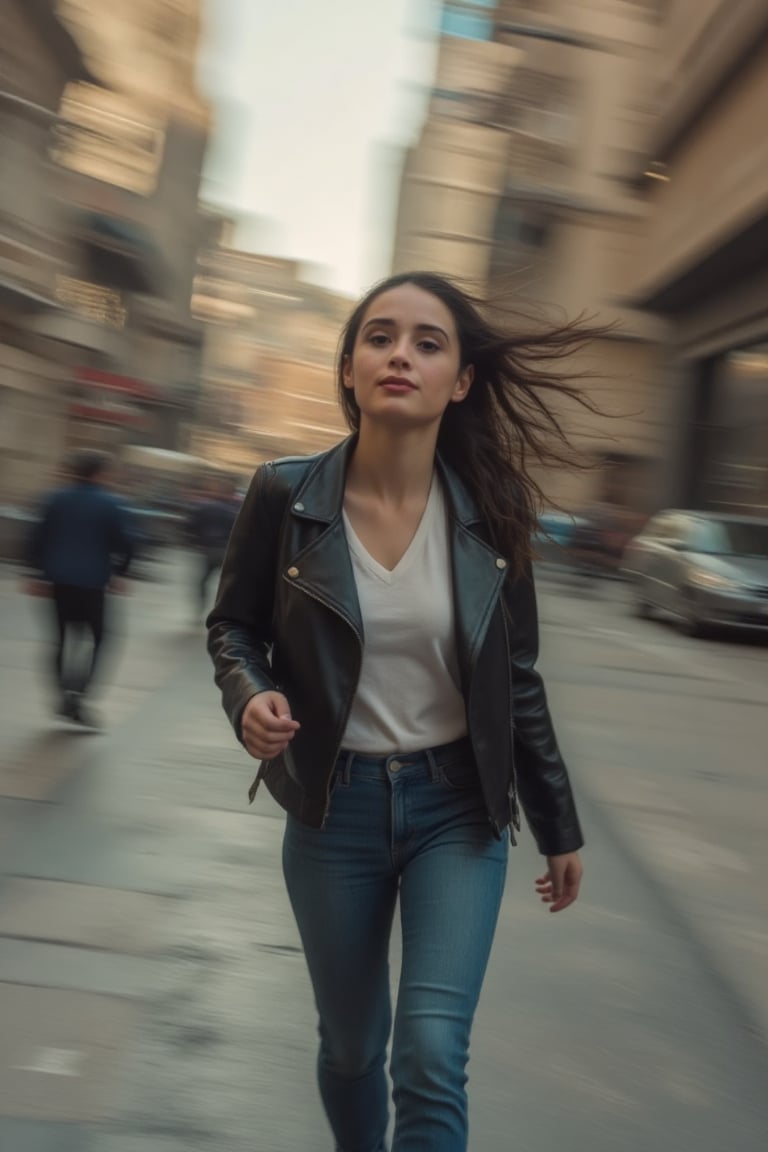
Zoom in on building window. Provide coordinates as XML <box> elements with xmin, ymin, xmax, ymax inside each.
<box><xmin>441</xmin><ymin>0</ymin><xmax>495</xmax><ymax>41</ymax></box>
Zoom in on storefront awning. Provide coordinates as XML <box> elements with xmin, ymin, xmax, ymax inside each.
<box><xmin>26</xmin><ymin>309</ymin><xmax>121</xmax><ymax>358</ymax></box>
<box><xmin>0</xmin><ymin>276</ymin><xmax>55</xmax><ymax>313</ymax></box>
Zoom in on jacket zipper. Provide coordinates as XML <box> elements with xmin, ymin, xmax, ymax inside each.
<box><xmin>501</xmin><ymin>599</ymin><xmax>521</xmax><ymax>843</ymax></box>
<box><xmin>285</xmin><ymin>575</ymin><xmax>363</xmax><ymax>825</ymax></box>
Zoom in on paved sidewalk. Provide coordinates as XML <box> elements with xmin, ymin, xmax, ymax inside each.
<box><xmin>1</xmin><ymin>564</ymin><xmax>767</xmax><ymax>1151</ymax></box>
<box><xmin>0</xmin><ymin>554</ymin><xmax>197</xmax><ymax>808</ymax></box>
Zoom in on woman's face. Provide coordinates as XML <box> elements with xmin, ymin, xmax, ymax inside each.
<box><xmin>343</xmin><ymin>283</ymin><xmax>473</xmax><ymax>430</ymax></box>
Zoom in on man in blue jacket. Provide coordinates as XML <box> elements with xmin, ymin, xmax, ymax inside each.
<box><xmin>27</xmin><ymin>450</ymin><xmax>134</xmax><ymax>725</ymax></box>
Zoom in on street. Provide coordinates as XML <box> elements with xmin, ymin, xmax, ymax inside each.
<box><xmin>0</xmin><ymin>555</ymin><xmax>767</xmax><ymax>1151</ymax></box>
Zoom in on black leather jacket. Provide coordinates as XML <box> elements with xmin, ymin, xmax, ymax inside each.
<box><xmin>207</xmin><ymin>436</ymin><xmax>583</xmax><ymax>856</ymax></box>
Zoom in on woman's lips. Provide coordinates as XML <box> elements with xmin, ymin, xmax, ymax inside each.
<box><xmin>379</xmin><ymin>377</ymin><xmax>416</xmax><ymax>392</ymax></box>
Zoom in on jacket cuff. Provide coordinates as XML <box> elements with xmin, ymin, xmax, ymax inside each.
<box><xmin>532</xmin><ymin>821</ymin><xmax>585</xmax><ymax>857</ymax></box>
<box><xmin>229</xmin><ymin>678</ymin><xmax>275</xmax><ymax>744</ymax></box>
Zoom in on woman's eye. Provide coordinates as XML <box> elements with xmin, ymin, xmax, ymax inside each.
<box><xmin>418</xmin><ymin>340</ymin><xmax>440</xmax><ymax>353</ymax></box>
<box><xmin>369</xmin><ymin>333</ymin><xmax>390</xmax><ymax>346</ymax></box>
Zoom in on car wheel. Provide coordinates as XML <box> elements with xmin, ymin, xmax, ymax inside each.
<box><xmin>679</xmin><ymin>590</ymin><xmax>707</xmax><ymax>638</ymax></box>
<box><xmin>632</xmin><ymin>581</ymin><xmax>653</xmax><ymax>619</ymax></box>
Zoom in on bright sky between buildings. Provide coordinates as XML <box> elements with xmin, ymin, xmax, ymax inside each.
<box><xmin>198</xmin><ymin>0</ymin><xmax>442</xmax><ymax>295</ymax></box>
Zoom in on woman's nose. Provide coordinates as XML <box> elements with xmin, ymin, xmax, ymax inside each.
<box><xmin>389</xmin><ymin>340</ymin><xmax>411</xmax><ymax>367</ymax></box>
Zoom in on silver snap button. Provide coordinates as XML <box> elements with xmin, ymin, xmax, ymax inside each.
<box><xmin>495</xmin><ymin>558</ymin><xmax>507</xmax><ymax>570</ymax></box>
<box><xmin>294</xmin><ymin>502</ymin><xmax>305</xmax><ymax>512</ymax></box>
<box><xmin>390</xmin><ymin>759</ymin><xmax>402</xmax><ymax>772</ymax></box>
<box><xmin>287</xmin><ymin>566</ymin><xmax>299</xmax><ymax>578</ymax></box>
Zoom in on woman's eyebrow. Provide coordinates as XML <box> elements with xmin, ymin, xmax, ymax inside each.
<box><xmin>362</xmin><ymin>318</ymin><xmax>450</xmax><ymax>341</ymax></box>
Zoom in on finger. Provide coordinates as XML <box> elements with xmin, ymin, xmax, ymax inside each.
<box><xmin>549</xmin><ymin>893</ymin><xmax>577</xmax><ymax>913</ymax></box>
<box><xmin>267</xmin><ymin>694</ymin><xmax>296</xmax><ymax>719</ymax></box>
<box><xmin>246</xmin><ymin>713</ymin><xmax>298</xmax><ymax>735</ymax></box>
<box><xmin>263</xmin><ymin>712</ymin><xmax>300</xmax><ymax>731</ymax></box>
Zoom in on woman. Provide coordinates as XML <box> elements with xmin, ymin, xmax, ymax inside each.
<box><xmin>207</xmin><ymin>271</ymin><xmax>587</xmax><ymax>1151</ymax></box>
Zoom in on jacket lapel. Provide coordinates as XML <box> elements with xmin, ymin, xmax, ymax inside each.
<box><xmin>283</xmin><ymin>437</ymin><xmax>507</xmax><ymax>676</ymax></box>
<box><xmin>282</xmin><ymin>437</ymin><xmax>364</xmax><ymax>639</ymax></box>
<box><xmin>438</xmin><ymin>459</ymin><xmax>509</xmax><ymax>693</ymax></box>
<box><xmin>287</xmin><ymin>519</ymin><xmax>364</xmax><ymax>640</ymax></box>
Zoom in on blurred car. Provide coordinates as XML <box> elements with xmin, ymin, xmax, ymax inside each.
<box><xmin>621</xmin><ymin>510</ymin><xmax>768</xmax><ymax>635</ymax></box>
<box><xmin>533</xmin><ymin>511</ymin><xmax>586</xmax><ymax>565</ymax></box>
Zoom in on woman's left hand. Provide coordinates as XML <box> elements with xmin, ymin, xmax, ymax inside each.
<box><xmin>535</xmin><ymin>852</ymin><xmax>583</xmax><ymax>912</ymax></box>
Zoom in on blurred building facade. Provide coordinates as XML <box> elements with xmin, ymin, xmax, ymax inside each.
<box><xmin>392</xmin><ymin>0</ymin><xmax>666</xmax><ymax>514</ymax></box>
<box><xmin>0</xmin><ymin>0</ymin><xmax>211</xmax><ymax>506</ymax></box>
<box><xmin>626</xmin><ymin>0</ymin><xmax>768</xmax><ymax>516</ymax></box>
<box><xmin>188</xmin><ymin>218</ymin><xmax>349</xmax><ymax>478</ymax></box>
<box><xmin>0</xmin><ymin>0</ymin><xmax>90</xmax><ymax>503</ymax></box>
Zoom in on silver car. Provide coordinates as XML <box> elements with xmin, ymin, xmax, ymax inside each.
<box><xmin>621</xmin><ymin>511</ymin><xmax>768</xmax><ymax>636</ymax></box>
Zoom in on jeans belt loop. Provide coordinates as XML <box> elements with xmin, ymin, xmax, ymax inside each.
<box><xmin>342</xmin><ymin>750</ymin><xmax>354</xmax><ymax>786</ymax></box>
<box><xmin>425</xmin><ymin>746</ymin><xmax>440</xmax><ymax>783</ymax></box>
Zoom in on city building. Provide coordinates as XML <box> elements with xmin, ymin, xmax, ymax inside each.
<box><xmin>0</xmin><ymin>0</ymin><xmax>91</xmax><ymax>504</ymax></box>
<box><xmin>46</xmin><ymin>0</ymin><xmax>212</xmax><ymax>458</ymax></box>
<box><xmin>1</xmin><ymin>1</ymin><xmax>213</xmax><ymax>510</ymax></box>
<box><xmin>188</xmin><ymin>218</ymin><xmax>350</xmax><ymax>478</ymax></box>
<box><xmin>391</xmin><ymin>0</ymin><xmax>666</xmax><ymax>514</ymax></box>
<box><xmin>624</xmin><ymin>0</ymin><xmax>768</xmax><ymax>515</ymax></box>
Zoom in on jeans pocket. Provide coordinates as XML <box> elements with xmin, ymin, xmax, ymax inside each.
<box><xmin>437</xmin><ymin>757</ymin><xmax>481</xmax><ymax>792</ymax></box>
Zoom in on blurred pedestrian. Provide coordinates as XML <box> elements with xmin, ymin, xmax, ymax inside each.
<box><xmin>187</xmin><ymin>476</ymin><xmax>239</xmax><ymax>621</ymax></box>
<box><xmin>207</xmin><ymin>272</ymin><xmax>591</xmax><ymax>1151</ymax></box>
<box><xmin>25</xmin><ymin>449</ymin><xmax>133</xmax><ymax>727</ymax></box>
<box><xmin>569</xmin><ymin>506</ymin><xmax>607</xmax><ymax>590</ymax></box>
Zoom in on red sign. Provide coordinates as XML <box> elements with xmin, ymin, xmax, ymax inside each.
<box><xmin>75</xmin><ymin>366</ymin><xmax>158</xmax><ymax>401</ymax></box>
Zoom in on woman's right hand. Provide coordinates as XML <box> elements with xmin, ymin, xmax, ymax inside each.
<box><xmin>241</xmin><ymin>691</ymin><xmax>300</xmax><ymax>761</ymax></box>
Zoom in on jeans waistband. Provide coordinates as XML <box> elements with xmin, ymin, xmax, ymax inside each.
<box><xmin>336</xmin><ymin>736</ymin><xmax>473</xmax><ymax>783</ymax></box>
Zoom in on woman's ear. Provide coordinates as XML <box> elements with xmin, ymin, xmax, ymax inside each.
<box><xmin>451</xmin><ymin>364</ymin><xmax>474</xmax><ymax>404</ymax></box>
<box><xmin>342</xmin><ymin>354</ymin><xmax>353</xmax><ymax>391</ymax></box>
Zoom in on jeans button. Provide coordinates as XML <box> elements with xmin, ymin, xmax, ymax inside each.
<box><xmin>390</xmin><ymin>759</ymin><xmax>402</xmax><ymax>772</ymax></box>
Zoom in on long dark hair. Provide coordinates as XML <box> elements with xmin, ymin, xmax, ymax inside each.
<box><xmin>337</xmin><ymin>270</ymin><xmax>610</xmax><ymax>573</ymax></box>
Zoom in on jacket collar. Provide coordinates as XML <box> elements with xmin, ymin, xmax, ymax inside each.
<box><xmin>290</xmin><ymin>433</ymin><xmax>484</xmax><ymax>529</ymax></box>
<box><xmin>286</xmin><ymin>435</ymin><xmax>506</xmax><ymax>687</ymax></box>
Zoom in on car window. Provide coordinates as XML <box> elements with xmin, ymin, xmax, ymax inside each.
<box><xmin>690</xmin><ymin>520</ymin><xmax>726</xmax><ymax>554</ymax></box>
<box><xmin>701</xmin><ymin>520</ymin><xmax>768</xmax><ymax>557</ymax></box>
<box><xmin>724</xmin><ymin>521</ymin><xmax>768</xmax><ymax>557</ymax></box>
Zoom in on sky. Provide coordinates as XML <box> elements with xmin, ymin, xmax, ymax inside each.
<box><xmin>197</xmin><ymin>0</ymin><xmax>442</xmax><ymax>296</ymax></box>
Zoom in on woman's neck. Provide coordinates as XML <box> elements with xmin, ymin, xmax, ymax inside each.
<box><xmin>346</xmin><ymin>423</ymin><xmax>437</xmax><ymax>505</ymax></box>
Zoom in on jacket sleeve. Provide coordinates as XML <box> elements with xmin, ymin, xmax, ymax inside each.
<box><xmin>206</xmin><ymin>465</ymin><xmax>281</xmax><ymax>742</ymax></box>
<box><xmin>504</xmin><ymin>563</ymin><xmax>584</xmax><ymax>856</ymax></box>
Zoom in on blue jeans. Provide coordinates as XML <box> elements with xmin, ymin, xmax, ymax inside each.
<box><xmin>282</xmin><ymin>737</ymin><xmax>509</xmax><ymax>1152</ymax></box>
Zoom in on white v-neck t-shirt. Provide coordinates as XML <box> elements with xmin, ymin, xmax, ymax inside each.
<box><xmin>341</xmin><ymin>475</ymin><xmax>468</xmax><ymax>754</ymax></box>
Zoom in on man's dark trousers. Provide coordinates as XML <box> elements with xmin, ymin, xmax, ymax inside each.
<box><xmin>51</xmin><ymin>584</ymin><xmax>106</xmax><ymax>697</ymax></box>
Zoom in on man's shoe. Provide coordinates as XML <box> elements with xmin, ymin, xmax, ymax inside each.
<box><xmin>57</xmin><ymin>691</ymin><xmax>78</xmax><ymax>719</ymax></box>
<box><xmin>71</xmin><ymin>695</ymin><xmax>100</xmax><ymax>730</ymax></box>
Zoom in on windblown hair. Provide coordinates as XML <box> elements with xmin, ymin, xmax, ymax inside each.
<box><xmin>336</xmin><ymin>271</ymin><xmax>610</xmax><ymax>574</ymax></box>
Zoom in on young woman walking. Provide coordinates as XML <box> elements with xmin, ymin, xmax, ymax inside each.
<box><xmin>207</xmin><ymin>271</ymin><xmax>587</xmax><ymax>1151</ymax></box>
